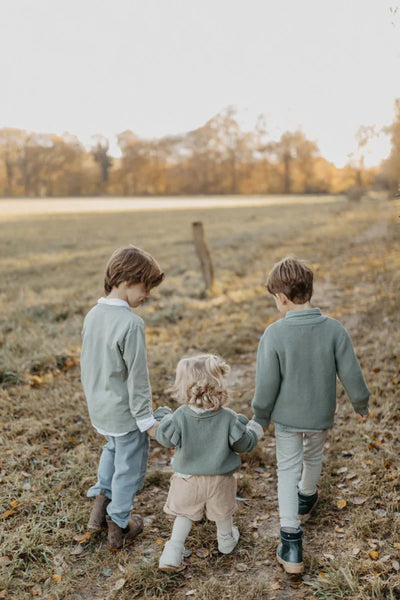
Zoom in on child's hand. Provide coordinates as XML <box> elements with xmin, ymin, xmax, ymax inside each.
<box><xmin>146</xmin><ymin>422</ymin><xmax>160</xmax><ymax>438</ymax></box>
<box><xmin>356</xmin><ymin>412</ymin><xmax>369</xmax><ymax>422</ymax></box>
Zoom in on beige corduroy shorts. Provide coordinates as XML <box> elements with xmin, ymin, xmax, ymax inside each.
<box><xmin>164</xmin><ymin>473</ymin><xmax>237</xmax><ymax>522</ymax></box>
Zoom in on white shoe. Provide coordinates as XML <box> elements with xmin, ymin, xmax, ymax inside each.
<box><xmin>217</xmin><ymin>525</ymin><xmax>240</xmax><ymax>554</ymax></box>
<box><xmin>158</xmin><ymin>540</ymin><xmax>185</xmax><ymax>572</ymax></box>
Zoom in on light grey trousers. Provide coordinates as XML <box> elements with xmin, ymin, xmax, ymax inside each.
<box><xmin>87</xmin><ymin>429</ymin><xmax>149</xmax><ymax>528</ymax></box>
<box><xmin>275</xmin><ymin>427</ymin><xmax>327</xmax><ymax>529</ymax></box>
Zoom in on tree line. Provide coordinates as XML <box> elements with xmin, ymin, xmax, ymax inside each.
<box><xmin>0</xmin><ymin>105</ymin><xmax>398</xmax><ymax>198</ymax></box>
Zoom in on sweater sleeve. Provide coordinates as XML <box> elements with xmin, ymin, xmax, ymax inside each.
<box><xmin>123</xmin><ymin>320</ymin><xmax>153</xmax><ymax>422</ymax></box>
<box><xmin>251</xmin><ymin>329</ymin><xmax>282</xmax><ymax>427</ymax></box>
<box><xmin>335</xmin><ymin>326</ymin><xmax>370</xmax><ymax>414</ymax></box>
<box><xmin>229</xmin><ymin>413</ymin><xmax>258</xmax><ymax>453</ymax></box>
<box><xmin>154</xmin><ymin>413</ymin><xmax>181</xmax><ymax>448</ymax></box>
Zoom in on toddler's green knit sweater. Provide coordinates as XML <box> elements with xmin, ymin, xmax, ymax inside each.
<box><xmin>252</xmin><ymin>308</ymin><xmax>369</xmax><ymax>430</ymax></box>
<box><xmin>155</xmin><ymin>405</ymin><xmax>258</xmax><ymax>475</ymax></box>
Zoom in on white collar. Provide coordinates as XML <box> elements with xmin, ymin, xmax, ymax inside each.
<box><xmin>98</xmin><ymin>297</ymin><xmax>130</xmax><ymax>308</ymax></box>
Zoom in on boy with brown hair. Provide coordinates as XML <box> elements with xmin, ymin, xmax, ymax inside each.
<box><xmin>252</xmin><ymin>256</ymin><xmax>369</xmax><ymax>573</ymax></box>
<box><xmin>81</xmin><ymin>245</ymin><xmax>164</xmax><ymax>550</ymax></box>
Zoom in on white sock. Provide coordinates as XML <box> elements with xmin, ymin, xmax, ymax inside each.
<box><xmin>170</xmin><ymin>516</ymin><xmax>192</xmax><ymax>544</ymax></box>
<box><xmin>216</xmin><ymin>517</ymin><xmax>233</xmax><ymax>537</ymax></box>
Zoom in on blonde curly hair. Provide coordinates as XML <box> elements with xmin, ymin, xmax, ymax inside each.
<box><xmin>170</xmin><ymin>354</ymin><xmax>230</xmax><ymax>411</ymax></box>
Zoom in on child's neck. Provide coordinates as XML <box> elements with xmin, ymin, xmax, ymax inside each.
<box><xmin>287</xmin><ymin>300</ymin><xmax>312</xmax><ymax>311</ymax></box>
<box><xmin>281</xmin><ymin>300</ymin><xmax>312</xmax><ymax>317</ymax></box>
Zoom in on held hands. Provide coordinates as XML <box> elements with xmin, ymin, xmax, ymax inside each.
<box><xmin>146</xmin><ymin>422</ymin><xmax>160</xmax><ymax>438</ymax></box>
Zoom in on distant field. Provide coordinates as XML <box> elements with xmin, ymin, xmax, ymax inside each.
<box><xmin>0</xmin><ymin>194</ymin><xmax>340</xmax><ymax>220</ymax></box>
<box><xmin>0</xmin><ymin>195</ymin><xmax>399</xmax><ymax>599</ymax></box>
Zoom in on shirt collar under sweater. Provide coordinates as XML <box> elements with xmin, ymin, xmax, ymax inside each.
<box><xmin>97</xmin><ymin>297</ymin><xmax>130</xmax><ymax>308</ymax></box>
<box><xmin>285</xmin><ymin>307</ymin><xmax>326</xmax><ymax>323</ymax></box>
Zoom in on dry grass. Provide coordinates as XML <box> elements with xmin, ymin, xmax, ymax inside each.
<box><xmin>0</xmin><ymin>194</ymin><xmax>399</xmax><ymax>599</ymax></box>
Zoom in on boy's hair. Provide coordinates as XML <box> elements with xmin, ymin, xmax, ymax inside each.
<box><xmin>266</xmin><ymin>256</ymin><xmax>313</xmax><ymax>303</ymax></box>
<box><xmin>104</xmin><ymin>245</ymin><xmax>164</xmax><ymax>294</ymax></box>
<box><xmin>170</xmin><ymin>354</ymin><xmax>230</xmax><ymax>411</ymax></box>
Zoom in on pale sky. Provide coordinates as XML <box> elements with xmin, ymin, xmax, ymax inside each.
<box><xmin>1</xmin><ymin>0</ymin><xmax>399</xmax><ymax>166</ymax></box>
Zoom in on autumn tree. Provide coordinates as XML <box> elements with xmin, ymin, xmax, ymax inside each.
<box><xmin>266</xmin><ymin>130</ymin><xmax>320</xmax><ymax>193</ymax></box>
<box><xmin>91</xmin><ymin>135</ymin><xmax>112</xmax><ymax>193</ymax></box>
<box><xmin>381</xmin><ymin>98</ymin><xmax>400</xmax><ymax>192</ymax></box>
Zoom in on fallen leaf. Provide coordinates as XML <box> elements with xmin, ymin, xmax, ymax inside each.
<box><xmin>352</xmin><ymin>547</ymin><xmax>361</xmax><ymax>556</ymax></box>
<box><xmin>0</xmin><ymin>591</ymin><xmax>6</xmax><ymax>599</ymax></box>
<box><xmin>51</xmin><ymin>574</ymin><xmax>61</xmax><ymax>582</ymax></box>
<box><xmin>30</xmin><ymin>375</ymin><xmax>43</xmax><ymax>387</ymax></box>
<box><xmin>185</xmin><ymin>590</ymin><xmax>197</xmax><ymax>596</ymax></box>
<box><xmin>100</xmin><ymin>568</ymin><xmax>113</xmax><ymax>577</ymax></box>
<box><xmin>0</xmin><ymin>510</ymin><xmax>16</xmax><ymax>520</ymax></box>
<box><xmin>0</xmin><ymin>557</ymin><xmax>11</xmax><ymax>568</ymax></box>
<box><xmin>392</xmin><ymin>560</ymin><xmax>400</xmax><ymax>571</ymax></box>
<box><xmin>236</xmin><ymin>563</ymin><xmax>248</xmax><ymax>572</ymax></box>
<box><xmin>351</xmin><ymin>497</ymin><xmax>367</xmax><ymax>505</ymax></box>
<box><xmin>113</xmin><ymin>579</ymin><xmax>126</xmax><ymax>591</ymax></box>
<box><xmin>73</xmin><ymin>531</ymin><xmax>92</xmax><ymax>544</ymax></box>
<box><xmin>337</xmin><ymin>467</ymin><xmax>348</xmax><ymax>474</ymax></box>
<box><xmin>271</xmin><ymin>582</ymin><xmax>281</xmax><ymax>590</ymax></box>
<box><xmin>369</xmin><ymin>551</ymin><xmax>379</xmax><ymax>560</ymax></box>
<box><xmin>70</xmin><ymin>545</ymin><xmax>85</xmax><ymax>556</ymax></box>
<box><xmin>10</xmin><ymin>500</ymin><xmax>19</xmax><ymax>508</ymax></box>
<box><xmin>323</xmin><ymin>553</ymin><xmax>335</xmax><ymax>560</ymax></box>
<box><xmin>394</xmin><ymin>543</ymin><xmax>400</xmax><ymax>550</ymax></box>
<box><xmin>337</xmin><ymin>499</ymin><xmax>347</xmax><ymax>509</ymax></box>
<box><xmin>30</xmin><ymin>585</ymin><xmax>42</xmax><ymax>597</ymax></box>
<box><xmin>335</xmin><ymin>526</ymin><xmax>345</xmax><ymax>534</ymax></box>
<box><xmin>196</xmin><ymin>548</ymin><xmax>209</xmax><ymax>558</ymax></box>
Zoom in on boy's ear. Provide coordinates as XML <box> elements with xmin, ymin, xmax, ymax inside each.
<box><xmin>276</xmin><ymin>292</ymin><xmax>289</xmax><ymax>304</ymax></box>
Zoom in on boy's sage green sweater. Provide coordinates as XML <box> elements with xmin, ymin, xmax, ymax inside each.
<box><xmin>252</xmin><ymin>308</ymin><xmax>370</xmax><ymax>430</ymax></box>
<box><xmin>81</xmin><ymin>303</ymin><xmax>153</xmax><ymax>433</ymax></box>
<box><xmin>155</xmin><ymin>405</ymin><xmax>258</xmax><ymax>475</ymax></box>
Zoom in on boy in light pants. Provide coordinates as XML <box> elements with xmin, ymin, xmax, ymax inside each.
<box><xmin>252</xmin><ymin>256</ymin><xmax>369</xmax><ymax>573</ymax></box>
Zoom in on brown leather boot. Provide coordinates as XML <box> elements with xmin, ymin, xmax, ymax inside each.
<box><xmin>106</xmin><ymin>514</ymin><xmax>144</xmax><ymax>551</ymax></box>
<box><xmin>87</xmin><ymin>490</ymin><xmax>111</xmax><ymax>530</ymax></box>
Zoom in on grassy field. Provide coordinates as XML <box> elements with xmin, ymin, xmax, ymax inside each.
<box><xmin>0</xmin><ymin>194</ymin><xmax>399</xmax><ymax>599</ymax></box>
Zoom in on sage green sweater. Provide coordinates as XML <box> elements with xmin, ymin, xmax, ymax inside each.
<box><xmin>252</xmin><ymin>308</ymin><xmax>370</xmax><ymax>430</ymax></box>
<box><xmin>155</xmin><ymin>405</ymin><xmax>258</xmax><ymax>475</ymax></box>
<box><xmin>81</xmin><ymin>302</ymin><xmax>153</xmax><ymax>433</ymax></box>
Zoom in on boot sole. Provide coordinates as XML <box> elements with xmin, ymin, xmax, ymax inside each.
<box><xmin>159</xmin><ymin>564</ymin><xmax>186</xmax><ymax>572</ymax></box>
<box><xmin>276</xmin><ymin>551</ymin><xmax>304</xmax><ymax>574</ymax></box>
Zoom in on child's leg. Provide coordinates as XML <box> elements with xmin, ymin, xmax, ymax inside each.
<box><xmin>159</xmin><ymin>516</ymin><xmax>192</xmax><ymax>571</ymax></box>
<box><xmin>275</xmin><ymin>428</ymin><xmax>303</xmax><ymax>530</ymax></box>
<box><xmin>87</xmin><ymin>436</ymin><xmax>115</xmax><ymax>499</ymax></box>
<box><xmin>107</xmin><ymin>430</ymin><xmax>149</xmax><ymax>528</ymax></box>
<box><xmin>171</xmin><ymin>516</ymin><xmax>192</xmax><ymax>544</ymax></box>
<box><xmin>216</xmin><ymin>517</ymin><xmax>233</xmax><ymax>536</ymax></box>
<box><xmin>216</xmin><ymin>517</ymin><xmax>240</xmax><ymax>554</ymax></box>
<box><xmin>298</xmin><ymin>431</ymin><xmax>327</xmax><ymax>495</ymax></box>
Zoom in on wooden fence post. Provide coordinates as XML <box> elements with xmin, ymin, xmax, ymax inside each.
<box><xmin>192</xmin><ymin>221</ymin><xmax>214</xmax><ymax>292</ymax></box>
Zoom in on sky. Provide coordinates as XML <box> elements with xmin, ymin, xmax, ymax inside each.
<box><xmin>1</xmin><ymin>0</ymin><xmax>399</xmax><ymax>167</ymax></box>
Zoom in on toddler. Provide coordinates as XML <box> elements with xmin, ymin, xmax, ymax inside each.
<box><xmin>150</xmin><ymin>354</ymin><xmax>263</xmax><ymax>571</ymax></box>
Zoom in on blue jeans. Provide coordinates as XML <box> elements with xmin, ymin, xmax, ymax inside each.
<box><xmin>87</xmin><ymin>429</ymin><xmax>149</xmax><ymax>528</ymax></box>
